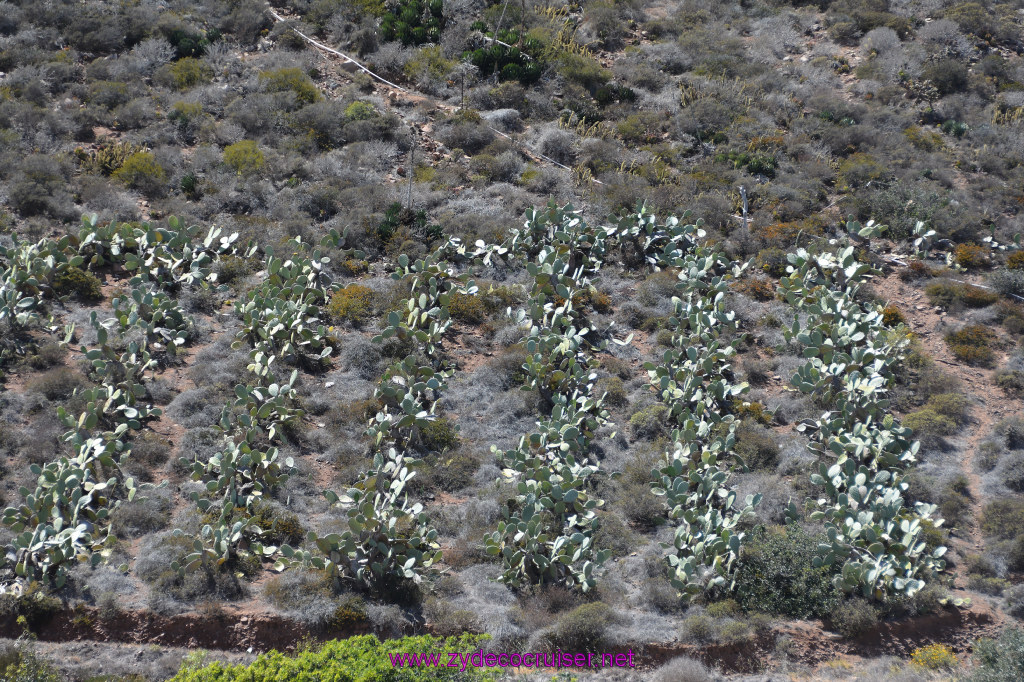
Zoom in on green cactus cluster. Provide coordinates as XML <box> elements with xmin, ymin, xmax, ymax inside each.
<box><xmin>111</xmin><ymin>285</ymin><xmax>193</xmax><ymax>354</ymax></box>
<box><xmin>4</xmin><ymin>298</ymin><xmax>172</xmax><ymax>587</ymax></box>
<box><xmin>76</xmin><ymin>214</ymin><xmax>243</xmax><ymax>287</ymax></box>
<box><xmin>0</xmin><ymin>234</ymin><xmax>83</xmax><ymax>366</ymax></box>
<box><xmin>278</xmin><ymin>239</ymin><xmax>501</xmax><ymax>588</ymax></box>
<box><xmin>779</xmin><ymin>218</ymin><xmax>946</xmax><ymax>600</ymax></box>
<box><xmin>480</xmin><ymin>201</ymin><xmax>757</xmax><ymax>594</ymax></box>
<box><xmin>609</xmin><ymin>205</ymin><xmax>760</xmax><ymax>601</ymax></box>
<box><xmin>2</xmin><ymin>436</ymin><xmax>141</xmax><ymax>587</ymax></box>
<box><xmin>176</xmin><ymin>233</ymin><xmax>355</xmax><ymax>576</ymax></box>
<box><xmin>0</xmin><ymin>213</ymin><xmax>243</xmax><ymax>589</ymax></box>
<box><xmin>232</xmin><ymin>232</ymin><xmax>348</xmax><ymax>370</ymax></box>
<box><xmin>278</xmin><ymin>448</ymin><xmax>441</xmax><ymax>589</ymax></box>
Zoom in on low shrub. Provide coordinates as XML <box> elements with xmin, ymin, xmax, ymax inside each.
<box><xmin>329</xmin><ymin>596</ymin><xmax>369</xmax><ymax>631</ymax></box>
<box><xmin>981</xmin><ymin>498</ymin><xmax>1024</xmax><ymax>539</ymax></box>
<box><xmin>651</xmin><ymin>657</ymin><xmax>713</xmax><ymax>682</ymax></box>
<box><xmin>955</xmin><ymin>243</ymin><xmax>990</xmax><ymax>270</ymax></box>
<box><xmin>991</xmin><ymin>270</ymin><xmax>1024</xmax><ymax>300</ymax></box>
<box><xmin>829</xmin><ymin>599</ymin><xmax>878</xmax><ymax>639</ymax></box>
<box><xmin>596</xmin><ymin>376</ymin><xmax>627</xmax><ymax>407</ymax></box>
<box><xmin>27</xmin><ymin>367</ymin><xmax>89</xmax><ymax>401</ymax></box>
<box><xmin>0</xmin><ymin>584</ymin><xmax>62</xmax><ymax>629</ymax></box>
<box><xmin>169</xmin><ymin>634</ymin><xmax>496</xmax><ymax>681</ymax></box>
<box><xmin>545</xmin><ymin>602</ymin><xmax>615</xmax><ymax>652</ymax></box>
<box><xmin>449</xmin><ymin>292</ymin><xmax>487</xmax><ymax>324</ymax></box>
<box><xmin>734</xmin><ymin>423</ymin><xmax>779</xmax><ymax>470</ymax></box>
<box><xmin>1006</xmin><ymin>585</ymin><xmax>1024</xmax><ymax>618</ymax></box>
<box><xmin>223</xmin><ymin>140</ymin><xmax>265</xmax><ymax>176</ymax></box>
<box><xmin>1008</xmin><ymin>251</ymin><xmax>1024</xmax><ymax>270</ymax></box>
<box><xmin>258</xmin><ymin>67</ymin><xmax>321</xmax><ymax>105</ymax></box>
<box><xmin>904</xmin><ymin>408</ymin><xmax>956</xmax><ymax>446</ymax></box>
<box><xmin>967</xmin><ymin>574</ymin><xmax>1008</xmax><ymax>596</ymax></box>
<box><xmin>169</xmin><ymin>57</ymin><xmax>212</xmax><ymax>90</ymax></box>
<box><xmin>734</xmin><ymin>277</ymin><xmax>776</xmax><ymax>302</ymax></box>
<box><xmin>327</xmin><ymin>284</ymin><xmax>376</xmax><ymax>326</ymax></box>
<box><xmin>111</xmin><ymin>151</ymin><xmax>167</xmax><ymax>196</ymax></box>
<box><xmin>52</xmin><ymin>265</ymin><xmax>102</xmax><ymax>301</ymax></box>
<box><xmin>629</xmin><ymin>404</ymin><xmax>670</xmax><ymax>440</ymax></box>
<box><xmin>419</xmin><ymin>417</ymin><xmax>460</xmax><ymax>453</ymax></box>
<box><xmin>733</xmin><ymin>525</ymin><xmax>842</xmax><ymax>619</ymax></box>
<box><xmin>733</xmin><ymin>400</ymin><xmax>772</xmax><ymax>426</ymax></box>
<box><xmin>925</xmin><ymin>281</ymin><xmax>999</xmax><ymax>309</ymax></box>
<box><xmin>423</xmin><ymin>597</ymin><xmax>480</xmax><ymax>637</ymax></box>
<box><xmin>967</xmin><ymin>628</ymin><xmax>1024</xmax><ymax>682</ymax></box>
<box><xmin>939</xmin><ymin>475</ymin><xmax>972</xmax><ymax>526</ymax></box>
<box><xmin>945</xmin><ymin>325</ymin><xmax>998</xmax><ymax>367</ymax></box>
<box><xmin>904</xmin><ymin>126</ymin><xmax>944</xmax><ymax>152</ymax></box>
<box><xmin>926</xmin><ymin>393</ymin><xmax>970</xmax><ymax>426</ymax></box>
<box><xmin>911</xmin><ymin>643</ymin><xmax>958</xmax><ymax>670</ymax></box>
<box><xmin>705</xmin><ymin>599</ymin><xmax>742</xmax><ymax>618</ymax></box>
<box><xmin>882</xmin><ymin>305</ymin><xmax>905</xmax><ymax>326</ymax></box>
<box><xmin>0</xmin><ymin>646</ymin><xmax>61</xmax><ymax>682</ymax></box>
<box><xmin>415</xmin><ymin>449</ymin><xmax>479</xmax><ymax>492</ymax></box>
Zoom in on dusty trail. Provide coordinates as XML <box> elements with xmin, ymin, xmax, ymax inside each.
<box><xmin>874</xmin><ymin>269</ymin><xmax>1021</xmax><ymax>598</ymax></box>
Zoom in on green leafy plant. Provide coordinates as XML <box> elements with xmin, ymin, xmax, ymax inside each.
<box><xmin>779</xmin><ymin>218</ymin><xmax>946</xmax><ymax>600</ymax></box>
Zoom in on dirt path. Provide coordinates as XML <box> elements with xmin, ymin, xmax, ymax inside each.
<box><xmin>873</xmin><ymin>270</ymin><xmax>1022</xmax><ymax>595</ymax></box>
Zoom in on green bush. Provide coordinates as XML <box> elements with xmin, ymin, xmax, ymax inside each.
<box><xmin>981</xmin><ymin>499</ymin><xmax>1024</xmax><ymax>539</ymax></box>
<box><xmin>223</xmin><ymin>140</ymin><xmax>265</xmax><ymax>176</ymax></box>
<box><xmin>733</xmin><ymin>525</ymin><xmax>842</xmax><ymax>619</ymax></box>
<box><xmin>904</xmin><ymin>408</ymin><xmax>956</xmax><ymax>446</ymax></box>
<box><xmin>967</xmin><ymin>574</ymin><xmax>1008</xmax><ymax>596</ymax></box>
<box><xmin>734</xmin><ymin>423</ymin><xmax>779</xmax><ymax>470</ymax></box>
<box><xmin>629</xmin><ymin>404</ymin><xmax>669</xmax><ymax>440</ymax></box>
<box><xmin>330</xmin><ymin>596</ymin><xmax>369</xmax><ymax>630</ymax></box>
<box><xmin>945</xmin><ymin>325</ymin><xmax>998</xmax><ymax>367</ymax></box>
<box><xmin>52</xmin><ymin>266</ymin><xmax>102</xmax><ymax>301</ymax></box>
<box><xmin>449</xmin><ymin>292</ymin><xmax>487</xmax><ymax>324</ymax></box>
<box><xmin>259</xmin><ymin>67</ymin><xmax>321</xmax><ymax>105</ymax></box>
<box><xmin>925</xmin><ymin>281</ymin><xmax>999</xmax><ymax>309</ymax></box>
<box><xmin>0</xmin><ymin>646</ymin><xmax>61</xmax><ymax>682</ymax></box>
<box><xmin>911</xmin><ymin>643</ymin><xmax>958</xmax><ymax>671</ymax></box>
<box><xmin>922</xmin><ymin>59</ymin><xmax>970</xmax><ymax>95</ymax></box>
<box><xmin>968</xmin><ymin>628</ymin><xmax>1024</xmax><ymax>682</ymax></box>
<box><xmin>327</xmin><ymin>284</ymin><xmax>376</xmax><ymax>326</ymax></box>
<box><xmin>1003</xmin><ymin>366</ymin><xmax>1024</xmax><ymax>393</ymax></box>
<box><xmin>27</xmin><ymin>367</ymin><xmax>89</xmax><ymax>401</ymax></box>
<box><xmin>830</xmin><ymin>598</ymin><xmax>878</xmax><ymax>638</ymax></box>
<box><xmin>420</xmin><ymin>417</ymin><xmax>460</xmax><ymax>453</ymax></box>
<box><xmin>170</xmin><ymin>634</ymin><xmax>497</xmax><ymax>681</ymax></box>
<box><xmin>169</xmin><ymin>57</ymin><xmax>212</xmax><ymax>90</ymax></box>
<box><xmin>939</xmin><ymin>475</ymin><xmax>972</xmax><ymax>527</ymax></box>
<box><xmin>596</xmin><ymin>376</ymin><xmax>627</xmax><ymax>407</ymax></box>
<box><xmin>404</xmin><ymin>45</ymin><xmax>455</xmax><ymax>83</ymax></box>
<box><xmin>926</xmin><ymin>393</ymin><xmax>970</xmax><ymax>426</ymax></box>
<box><xmin>556</xmin><ymin>52</ymin><xmax>611</xmax><ymax>89</ymax></box>
<box><xmin>111</xmin><ymin>151</ymin><xmax>167</xmax><ymax>195</ymax></box>
<box><xmin>344</xmin><ymin>100</ymin><xmax>377</xmax><ymax>122</ymax></box>
<box><xmin>0</xmin><ymin>585</ymin><xmax>62</xmax><ymax>630</ymax></box>
<box><xmin>545</xmin><ymin>602</ymin><xmax>614</xmax><ymax>652</ymax></box>
<box><xmin>415</xmin><ymin>449</ymin><xmax>479</xmax><ymax>493</ymax></box>
<box><xmin>836</xmin><ymin>153</ymin><xmax>886</xmax><ymax>190</ymax></box>
<box><xmin>955</xmin><ymin>243</ymin><xmax>990</xmax><ymax>270</ymax></box>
